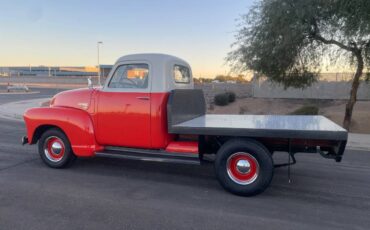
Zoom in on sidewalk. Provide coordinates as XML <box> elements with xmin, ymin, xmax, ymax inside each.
<box><xmin>0</xmin><ymin>98</ymin><xmax>49</xmax><ymax>121</ymax></box>
<box><xmin>347</xmin><ymin>133</ymin><xmax>370</xmax><ymax>151</ymax></box>
<box><xmin>0</xmin><ymin>98</ymin><xmax>369</xmax><ymax>151</ymax></box>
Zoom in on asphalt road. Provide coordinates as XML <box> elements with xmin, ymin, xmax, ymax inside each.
<box><xmin>0</xmin><ymin>88</ymin><xmax>370</xmax><ymax>230</ymax></box>
<box><xmin>0</xmin><ymin>86</ymin><xmax>64</xmax><ymax>104</ymax></box>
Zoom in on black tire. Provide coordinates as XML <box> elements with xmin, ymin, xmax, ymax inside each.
<box><xmin>38</xmin><ymin>128</ymin><xmax>76</xmax><ymax>168</ymax></box>
<box><xmin>215</xmin><ymin>138</ymin><xmax>273</xmax><ymax>196</ymax></box>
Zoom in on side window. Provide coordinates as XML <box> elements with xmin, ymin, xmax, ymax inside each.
<box><xmin>108</xmin><ymin>64</ymin><xmax>149</xmax><ymax>89</ymax></box>
<box><xmin>174</xmin><ymin>65</ymin><xmax>190</xmax><ymax>84</ymax></box>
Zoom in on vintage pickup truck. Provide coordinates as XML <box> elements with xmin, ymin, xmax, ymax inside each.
<box><xmin>23</xmin><ymin>54</ymin><xmax>348</xmax><ymax>196</ymax></box>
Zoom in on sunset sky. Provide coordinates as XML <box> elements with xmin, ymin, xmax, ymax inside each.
<box><xmin>0</xmin><ymin>0</ymin><xmax>254</xmax><ymax>78</ymax></box>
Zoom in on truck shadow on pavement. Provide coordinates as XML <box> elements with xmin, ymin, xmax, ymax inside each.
<box><xmin>54</xmin><ymin>152</ymin><xmax>325</xmax><ymax>197</ymax></box>
<box><xmin>71</xmin><ymin>156</ymin><xmax>220</xmax><ymax>190</ymax></box>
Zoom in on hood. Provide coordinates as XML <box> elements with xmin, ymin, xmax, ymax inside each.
<box><xmin>50</xmin><ymin>88</ymin><xmax>95</xmax><ymax>111</ymax></box>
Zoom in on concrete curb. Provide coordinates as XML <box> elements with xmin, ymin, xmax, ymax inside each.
<box><xmin>346</xmin><ymin>146</ymin><xmax>370</xmax><ymax>152</ymax></box>
<box><xmin>347</xmin><ymin>133</ymin><xmax>370</xmax><ymax>152</ymax></box>
<box><xmin>0</xmin><ymin>91</ymin><xmax>40</xmax><ymax>95</ymax></box>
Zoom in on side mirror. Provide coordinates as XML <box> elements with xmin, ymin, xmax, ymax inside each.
<box><xmin>87</xmin><ymin>77</ymin><xmax>93</xmax><ymax>89</ymax></box>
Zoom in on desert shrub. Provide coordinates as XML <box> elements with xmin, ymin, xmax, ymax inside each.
<box><xmin>214</xmin><ymin>93</ymin><xmax>230</xmax><ymax>106</ymax></box>
<box><xmin>226</xmin><ymin>91</ymin><xmax>236</xmax><ymax>103</ymax></box>
<box><xmin>290</xmin><ymin>105</ymin><xmax>319</xmax><ymax>115</ymax></box>
<box><xmin>214</xmin><ymin>91</ymin><xmax>237</xmax><ymax>106</ymax></box>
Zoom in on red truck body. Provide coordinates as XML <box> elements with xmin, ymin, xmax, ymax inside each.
<box><xmin>24</xmin><ymin>90</ymin><xmax>179</xmax><ymax>155</ymax></box>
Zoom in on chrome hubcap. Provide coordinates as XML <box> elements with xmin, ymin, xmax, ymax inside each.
<box><xmin>226</xmin><ymin>152</ymin><xmax>260</xmax><ymax>185</ymax></box>
<box><xmin>51</xmin><ymin>142</ymin><xmax>62</xmax><ymax>155</ymax></box>
<box><xmin>236</xmin><ymin>159</ymin><xmax>251</xmax><ymax>174</ymax></box>
<box><xmin>43</xmin><ymin>136</ymin><xmax>65</xmax><ymax>163</ymax></box>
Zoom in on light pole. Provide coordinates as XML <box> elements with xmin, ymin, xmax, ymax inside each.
<box><xmin>97</xmin><ymin>41</ymin><xmax>103</xmax><ymax>85</ymax></box>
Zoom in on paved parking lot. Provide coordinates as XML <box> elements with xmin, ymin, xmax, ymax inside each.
<box><xmin>0</xmin><ymin>86</ymin><xmax>63</xmax><ymax>104</ymax></box>
<box><xmin>0</xmin><ymin>88</ymin><xmax>370</xmax><ymax>230</ymax></box>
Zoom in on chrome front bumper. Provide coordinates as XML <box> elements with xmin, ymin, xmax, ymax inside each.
<box><xmin>21</xmin><ymin>136</ymin><xmax>28</xmax><ymax>145</ymax></box>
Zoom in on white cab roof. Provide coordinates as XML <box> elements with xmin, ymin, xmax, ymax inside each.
<box><xmin>104</xmin><ymin>53</ymin><xmax>194</xmax><ymax>93</ymax></box>
<box><xmin>116</xmin><ymin>53</ymin><xmax>189</xmax><ymax>66</ymax></box>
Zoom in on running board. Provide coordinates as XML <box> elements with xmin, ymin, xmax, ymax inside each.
<box><xmin>95</xmin><ymin>146</ymin><xmax>201</xmax><ymax>165</ymax></box>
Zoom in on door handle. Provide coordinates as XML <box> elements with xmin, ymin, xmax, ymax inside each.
<box><xmin>136</xmin><ymin>96</ymin><xmax>150</xmax><ymax>100</ymax></box>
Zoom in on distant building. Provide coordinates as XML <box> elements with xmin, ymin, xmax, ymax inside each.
<box><xmin>99</xmin><ymin>65</ymin><xmax>113</xmax><ymax>78</ymax></box>
<box><xmin>0</xmin><ymin>65</ymin><xmax>113</xmax><ymax>78</ymax></box>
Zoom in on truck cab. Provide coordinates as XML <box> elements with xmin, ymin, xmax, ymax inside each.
<box><xmin>23</xmin><ymin>53</ymin><xmax>348</xmax><ymax>196</ymax></box>
<box><xmin>93</xmin><ymin>54</ymin><xmax>194</xmax><ymax>149</ymax></box>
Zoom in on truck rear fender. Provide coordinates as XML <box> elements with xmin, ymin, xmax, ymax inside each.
<box><xmin>24</xmin><ymin>107</ymin><xmax>102</xmax><ymax>157</ymax></box>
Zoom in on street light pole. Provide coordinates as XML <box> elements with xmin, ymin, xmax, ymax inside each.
<box><xmin>97</xmin><ymin>41</ymin><xmax>103</xmax><ymax>85</ymax></box>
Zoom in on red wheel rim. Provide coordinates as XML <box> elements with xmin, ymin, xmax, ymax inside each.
<box><xmin>227</xmin><ymin>152</ymin><xmax>259</xmax><ymax>185</ymax></box>
<box><xmin>44</xmin><ymin>136</ymin><xmax>65</xmax><ymax>162</ymax></box>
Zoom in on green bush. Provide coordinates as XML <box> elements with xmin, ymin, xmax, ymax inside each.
<box><xmin>214</xmin><ymin>93</ymin><xmax>230</xmax><ymax>106</ymax></box>
<box><xmin>226</xmin><ymin>91</ymin><xmax>236</xmax><ymax>103</ymax></box>
<box><xmin>290</xmin><ymin>105</ymin><xmax>319</xmax><ymax>115</ymax></box>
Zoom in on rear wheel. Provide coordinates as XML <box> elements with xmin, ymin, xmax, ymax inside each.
<box><xmin>38</xmin><ymin>128</ymin><xmax>76</xmax><ymax>168</ymax></box>
<box><xmin>215</xmin><ymin>138</ymin><xmax>273</xmax><ymax>196</ymax></box>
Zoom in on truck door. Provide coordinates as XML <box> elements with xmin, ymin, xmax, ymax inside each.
<box><xmin>96</xmin><ymin>63</ymin><xmax>151</xmax><ymax>148</ymax></box>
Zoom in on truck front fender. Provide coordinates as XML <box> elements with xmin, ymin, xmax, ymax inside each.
<box><xmin>24</xmin><ymin>107</ymin><xmax>102</xmax><ymax>157</ymax></box>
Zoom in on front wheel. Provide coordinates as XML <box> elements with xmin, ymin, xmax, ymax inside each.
<box><xmin>38</xmin><ymin>128</ymin><xmax>76</xmax><ymax>168</ymax></box>
<box><xmin>215</xmin><ymin>138</ymin><xmax>273</xmax><ymax>196</ymax></box>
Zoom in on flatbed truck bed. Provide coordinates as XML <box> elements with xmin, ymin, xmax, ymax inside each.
<box><xmin>171</xmin><ymin>114</ymin><xmax>347</xmax><ymax>141</ymax></box>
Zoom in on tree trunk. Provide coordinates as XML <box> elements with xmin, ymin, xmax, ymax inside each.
<box><xmin>343</xmin><ymin>51</ymin><xmax>364</xmax><ymax>130</ymax></box>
